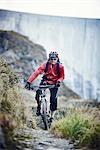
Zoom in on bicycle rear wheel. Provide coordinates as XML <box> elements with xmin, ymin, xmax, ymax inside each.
<box><xmin>41</xmin><ymin>99</ymin><xmax>48</xmax><ymax>130</ymax></box>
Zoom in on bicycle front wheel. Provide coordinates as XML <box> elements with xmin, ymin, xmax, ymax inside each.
<box><xmin>41</xmin><ymin>99</ymin><xmax>48</xmax><ymax>130</ymax></box>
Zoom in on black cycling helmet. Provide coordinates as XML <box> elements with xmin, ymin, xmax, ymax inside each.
<box><xmin>49</xmin><ymin>51</ymin><xmax>59</xmax><ymax>59</ymax></box>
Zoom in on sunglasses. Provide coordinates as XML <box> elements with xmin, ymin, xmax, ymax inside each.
<box><xmin>50</xmin><ymin>58</ymin><xmax>57</xmax><ymax>60</ymax></box>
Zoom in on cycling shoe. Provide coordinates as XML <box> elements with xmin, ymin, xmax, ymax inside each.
<box><xmin>49</xmin><ymin>117</ymin><xmax>54</xmax><ymax>123</ymax></box>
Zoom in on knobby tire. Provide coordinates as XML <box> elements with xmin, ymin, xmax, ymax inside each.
<box><xmin>41</xmin><ymin>99</ymin><xmax>48</xmax><ymax>130</ymax></box>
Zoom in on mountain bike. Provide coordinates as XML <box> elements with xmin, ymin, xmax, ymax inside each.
<box><xmin>30</xmin><ymin>84</ymin><xmax>56</xmax><ymax>130</ymax></box>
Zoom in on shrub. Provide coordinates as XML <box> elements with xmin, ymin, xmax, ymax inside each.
<box><xmin>51</xmin><ymin>108</ymin><xmax>100</xmax><ymax>149</ymax></box>
<box><xmin>0</xmin><ymin>58</ymin><xmax>36</xmax><ymax>147</ymax></box>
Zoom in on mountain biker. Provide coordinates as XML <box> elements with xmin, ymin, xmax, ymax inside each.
<box><xmin>25</xmin><ymin>51</ymin><xmax>65</xmax><ymax>119</ymax></box>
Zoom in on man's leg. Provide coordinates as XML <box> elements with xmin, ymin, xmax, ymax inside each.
<box><xmin>35</xmin><ymin>89</ymin><xmax>42</xmax><ymax>116</ymax></box>
<box><xmin>49</xmin><ymin>87</ymin><xmax>58</xmax><ymax>119</ymax></box>
<box><xmin>35</xmin><ymin>80</ymin><xmax>44</xmax><ymax>116</ymax></box>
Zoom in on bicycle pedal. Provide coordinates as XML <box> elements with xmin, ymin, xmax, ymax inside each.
<box><xmin>47</xmin><ymin>114</ymin><xmax>50</xmax><ymax>117</ymax></box>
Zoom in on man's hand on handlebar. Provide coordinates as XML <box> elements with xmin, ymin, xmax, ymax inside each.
<box><xmin>55</xmin><ymin>81</ymin><xmax>61</xmax><ymax>87</ymax></box>
<box><xmin>25</xmin><ymin>82</ymin><xmax>31</xmax><ymax>90</ymax></box>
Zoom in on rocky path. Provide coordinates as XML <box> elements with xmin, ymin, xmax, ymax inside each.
<box><xmin>7</xmin><ymin>87</ymin><xmax>82</xmax><ymax>150</ymax></box>
<box><xmin>15</xmin><ymin>127</ymin><xmax>75</xmax><ymax>150</ymax></box>
<box><xmin>13</xmin><ymin>89</ymin><xmax>78</xmax><ymax>150</ymax></box>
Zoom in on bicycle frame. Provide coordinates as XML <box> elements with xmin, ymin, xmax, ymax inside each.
<box><xmin>30</xmin><ymin>84</ymin><xmax>56</xmax><ymax>130</ymax></box>
<box><xmin>39</xmin><ymin>89</ymin><xmax>48</xmax><ymax>129</ymax></box>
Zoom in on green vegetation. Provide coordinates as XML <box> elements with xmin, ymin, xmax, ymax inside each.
<box><xmin>51</xmin><ymin>108</ymin><xmax>100</xmax><ymax>149</ymax></box>
<box><xmin>0</xmin><ymin>57</ymin><xmax>25</xmax><ymax>124</ymax></box>
<box><xmin>0</xmin><ymin>57</ymin><xmax>36</xmax><ymax>147</ymax></box>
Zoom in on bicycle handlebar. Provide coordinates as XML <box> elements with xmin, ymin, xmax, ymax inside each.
<box><xmin>30</xmin><ymin>84</ymin><xmax>56</xmax><ymax>90</ymax></box>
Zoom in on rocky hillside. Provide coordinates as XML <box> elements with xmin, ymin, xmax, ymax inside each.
<box><xmin>0</xmin><ymin>30</ymin><xmax>47</xmax><ymax>83</ymax></box>
<box><xmin>0</xmin><ymin>30</ymin><xmax>80</xmax><ymax>98</ymax></box>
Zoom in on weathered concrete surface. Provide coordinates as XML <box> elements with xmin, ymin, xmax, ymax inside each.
<box><xmin>0</xmin><ymin>10</ymin><xmax>100</xmax><ymax>100</ymax></box>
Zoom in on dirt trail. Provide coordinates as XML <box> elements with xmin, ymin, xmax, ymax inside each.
<box><xmin>12</xmin><ymin>87</ymin><xmax>80</xmax><ymax>150</ymax></box>
<box><xmin>15</xmin><ymin>127</ymin><xmax>75</xmax><ymax>150</ymax></box>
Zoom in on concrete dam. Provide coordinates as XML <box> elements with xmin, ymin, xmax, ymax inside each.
<box><xmin>0</xmin><ymin>9</ymin><xmax>100</xmax><ymax>100</ymax></box>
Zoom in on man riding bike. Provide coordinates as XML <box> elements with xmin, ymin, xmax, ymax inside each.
<box><xmin>25</xmin><ymin>51</ymin><xmax>65</xmax><ymax>120</ymax></box>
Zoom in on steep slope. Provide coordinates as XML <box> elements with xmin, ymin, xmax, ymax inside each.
<box><xmin>0</xmin><ymin>30</ymin><xmax>47</xmax><ymax>83</ymax></box>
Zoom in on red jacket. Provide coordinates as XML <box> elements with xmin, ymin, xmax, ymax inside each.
<box><xmin>28</xmin><ymin>62</ymin><xmax>65</xmax><ymax>84</ymax></box>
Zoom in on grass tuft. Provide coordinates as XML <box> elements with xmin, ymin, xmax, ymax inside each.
<box><xmin>51</xmin><ymin>108</ymin><xmax>100</xmax><ymax>149</ymax></box>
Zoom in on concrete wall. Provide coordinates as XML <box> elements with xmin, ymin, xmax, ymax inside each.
<box><xmin>0</xmin><ymin>10</ymin><xmax>100</xmax><ymax>100</ymax></box>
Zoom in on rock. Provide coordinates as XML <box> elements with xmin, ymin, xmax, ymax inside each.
<box><xmin>0</xmin><ymin>30</ymin><xmax>47</xmax><ymax>83</ymax></box>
